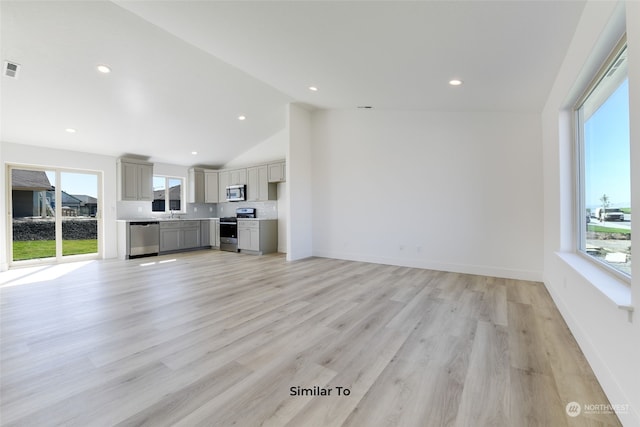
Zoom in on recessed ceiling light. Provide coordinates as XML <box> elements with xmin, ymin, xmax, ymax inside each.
<box><xmin>65</xmin><ymin>128</ymin><xmax>76</xmax><ymax>133</ymax></box>
<box><xmin>191</xmin><ymin>151</ymin><xmax>198</xmax><ymax>155</ymax></box>
<box><xmin>97</xmin><ymin>64</ymin><xmax>111</xmax><ymax>74</ymax></box>
<box><xmin>238</xmin><ymin>115</ymin><xmax>246</xmax><ymax>121</ymax></box>
<box><xmin>308</xmin><ymin>86</ymin><xmax>318</xmax><ymax>92</ymax></box>
<box><xmin>449</xmin><ymin>79</ymin><xmax>463</xmax><ymax>86</ymax></box>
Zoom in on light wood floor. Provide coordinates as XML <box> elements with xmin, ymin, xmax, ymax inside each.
<box><xmin>0</xmin><ymin>251</ymin><xmax>621</xmax><ymax>427</ymax></box>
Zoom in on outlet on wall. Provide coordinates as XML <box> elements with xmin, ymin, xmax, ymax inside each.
<box><xmin>194</xmin><ymin>207</ymin><xmax>198</xmax><ymax>212</ymax></box>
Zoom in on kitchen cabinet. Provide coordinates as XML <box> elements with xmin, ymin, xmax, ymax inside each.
<box><xmin>247</xmin><ymin>165</ymin><xmax>277</xmax><ymax>202</ymax></box>
<box><xmin>117</xmin><ymin>158</ymin><xmax>153</xmax><ymax>201</ymax></box>
<box><xmin>238</xmin><ymin>220</ymin><xmax>259</xmax><ymax>251</ymax></box>
<box><xmin>160</xmin><ymin>222</ymin><xmax>181</xmax><ymax>252</ymax></box>
<box><xmin>218</xmin><ymin>168</ymin><xmax>246</xmax><ymax>202</ymax></box>
<box><xmin>189</xmin><ymin>168</ymin><xmax>218</xmax><ymax>203</ymax></box>
<box><xmin>182</xmin><ymin>222</ymin><xmax>201</xmax><ymax>248</ymax></box>
<box><xmin>228</xmin><ymin>168</ymin><xmax>247</xmax><ymax>186</ymax></box>
<box><xmin>268</xmin><ymin>161</ymin><xmax>286</xmax><ymax>183</ymax></box>
<box><xmin>237</xmin><ymin>219</ymin><xmax>277</xmax><ymax>254</ymax></box>
<box><xmin>159</xmin><ymin>220</ymin><xmax>201</xmax><ymax>252</ymax></box>
<box><xmin>210</xmin><ymin>219</ymin><xmax>220</xmax><ymax>248</ymax></box>
<box><xmin>218</xmin><ymin>170</ymin><xmax>229</xmax><ymax>203</ymax></box>
<box><xmin>200</xmin><ymin>220</ymin><xmax>210</xmax><ymax>247</ymax></box>
<box><xmin>188</xmin><ymin>168</ymin><xmax>205</xmax><ymax>203</ymax></box>
<box><xmin>205</xmin><ymin>171</ymin><xmax>219</xmax><ymax>203</ymax></box>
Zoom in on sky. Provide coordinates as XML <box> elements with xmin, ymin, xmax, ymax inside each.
<box><xmin>45</xmin><ymin>171</ymin><xmax>98</xmax><ymax>198</ymax></box>
<box><xmin>584</xmin><ymin>78</ymin><xmax>630</xmax><ymax>209</ymax></box>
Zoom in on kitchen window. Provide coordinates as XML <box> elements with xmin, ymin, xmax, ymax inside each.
<box><xmin>152</xmin><ymin>176</ymin><xmax>184</xmax><ymax>213</ymax></box>
<box><xmin>575</xmin><ymin>37</ymin><xmax>630</xmax><ymax>279</ymax></box>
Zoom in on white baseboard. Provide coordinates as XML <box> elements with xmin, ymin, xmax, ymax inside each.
<box><xmin>543</xmin><ymin>279</ymin><xmax>640</xmax><ymax>427</ymax></box>
<box><xmin>312</xmin><ymin>250</ymin><xmax>543</xmax><ymax>282</ymax></box>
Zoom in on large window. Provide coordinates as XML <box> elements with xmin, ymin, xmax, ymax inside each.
<box><xmin>152</xmin><ymin>176</ymin><xmax>184</xmax><ymax>213</ymax></box>
<box><xmin>576</xmin><ymin>39</ymin><xmax>630</xmax><ymax>278</ymax></box>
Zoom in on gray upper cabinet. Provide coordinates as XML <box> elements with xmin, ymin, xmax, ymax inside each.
<box><xmin>189</xmin><ymin>168</ymin><xmax>218</xmax><ymax>204</ymax></box>
<box><xmin>268</xmin><ymin>161</ymin><xmax>286</xmax><ymax>183</ymax></box>
<box><xmin>218</xmin><ymin>170</ymin><xmax>229</xmax><ymax>202</ymax></box>
<box><xmin>117</xmin><ymin>158</ymin><xmax>153</xmax><ymax>201</ymax></box>
<box><xmin>205</xmin><ymin>161</ymin><xmax>285</xmax><ymax>203</ymax></box>
<box><xmin>228</xmin><ymin>168</ymin><xmax>247</xmax><ymax>186</ymax></box>
<box><xmin>188</xmin><ymin>168</ymin><xmax>205</xmax><ymax>203</ymax></box>
<box><xmin>204</xmin><ymin>171</ymin><xmax>219</xmax><ymax>203</ymax></box>
<box><xmin>247</xmin><ymin>165</ymin><xmax>276</xmax><ymax>201</ymax></box>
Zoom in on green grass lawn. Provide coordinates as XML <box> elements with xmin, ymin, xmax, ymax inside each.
<box><xmin>12</xmin><ymin>239</ymin><xmax>98</xmax><ymax>261</ymax></box>
<box><xmin>587</xmin><ymin>225</ymin><xmax>631</xmax><ymax>235</ymax></box>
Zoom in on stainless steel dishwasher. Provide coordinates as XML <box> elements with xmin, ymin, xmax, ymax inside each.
<box><xmin>129</xmin><ymin>221</ymin><xmax>160</xmax><ymax>257</ymax></box>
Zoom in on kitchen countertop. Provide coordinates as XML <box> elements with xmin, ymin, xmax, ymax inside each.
<box><xmin>117</xmin><ymin>218</ymin><xmax>220</xmax><ymax>222</ymax></box>
<box><xmin>117</xmin><ymin>217</ymin><xmax>277</xmax><ymax>222</ymax></box>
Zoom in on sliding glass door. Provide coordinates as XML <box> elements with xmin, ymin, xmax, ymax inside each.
<box><xmin>9</xmin><ymin>166</ymin><xmax>101</xmax><ymax>264</ymax></box>
<box><xmin>60</xmin><ymin>171</ymin><xmax>99</xmax><ymax>257</ymax></box>
<box><xmin>10</xmin><ymin>168</ymin><xmax>57</xmax><ymax>260</ymax></box>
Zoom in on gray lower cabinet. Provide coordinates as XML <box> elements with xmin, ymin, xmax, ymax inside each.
<box><xmin>160</xmin><ymin>225</ymin><xmax>181</xmax><ymax>252</ymax></box>
<box><xmin>237</xmin><ymin>219</ymin><xmax>277</xmax><ymax>254</ymax></box>
<box><xmin>200</xmin><ymin>220</ymin><xmax>210</xmax><ymax>247</ymax></box>
<box><xmin>182</xmin><ymin>223</ymin><xmax>200</xmax><ymax>248</ymax></box>
<box><xmin>160</xmin><ymin>221</ymin><xmax>201</xmax><ymax>252</ymax></box>
<box><xmin>210</xmin><ymin>219</ymin><xmax>220</xmax><ymax>248</ymax></box>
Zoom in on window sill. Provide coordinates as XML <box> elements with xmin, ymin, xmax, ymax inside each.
<box><xmin>556</xmin><ymin>252</ymin><xmax>632</xmax><ymax>311</ymax></box>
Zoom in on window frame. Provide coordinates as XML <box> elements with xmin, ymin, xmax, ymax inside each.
<box><xmin>574</xmin><ymin>34</ymin><xmax>631</xmax><ymax>283</ymax></box>
<box><xmin>152</xmin><ymin>175</ymin><xmax>186</xmax><ymax>214</ymax></box>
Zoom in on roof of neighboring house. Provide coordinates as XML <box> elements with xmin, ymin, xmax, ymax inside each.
<box><xmin>60</xmin><ymin>192</ymin><xmax>82</xmax><ymax>205</ymax></box>
<box><xmin>11</xmin><ymin>169</ymin><xmax>53</xmax><ymax>191</ymax></box>
<box><xmin>72</xmin><ymin>194</ymin><xmax>98</xmax><ymax>205</ymax></box>
<box><xmin>153</xmin><ymin>184</ymin><xmax>181</xmax><ymax>200</ymax></box>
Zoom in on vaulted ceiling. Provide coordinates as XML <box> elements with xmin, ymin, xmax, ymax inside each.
<box><xmin>1</xmin><ymin>1</ymin><xmax>586</xmax><ymax>166</ymax></box>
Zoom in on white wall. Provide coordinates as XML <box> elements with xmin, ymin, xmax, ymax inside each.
<box><xmin>287</xmin><ymin>104</ymin><xmax>313</xmax><ymax>260</ymax></box>
<box><xmin>223</xmin><ymin>129</ymin><xmax>287</xmax><ymax>168</ymax></box>
<box><xmin>311</xmin><ymin>109</ymin><xmax>543</xmax><ymax>280</ymax></box>
<box><xmin>542</xmin><ymin>1</ymin><xmax>640</xmax><ymax>425</ymax></box>
<box><xmin>1</xmin><ymin>141</ymin><xmax>119</xmax><ymax>269</ymax></box>
<box><xmin>277</xmin><ymin>182</ymin><xmax>288</xmax><ymax>253</ymax></box>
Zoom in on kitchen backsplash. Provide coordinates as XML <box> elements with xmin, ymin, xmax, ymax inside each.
<box><xmin>218</xmin><ymin>201</ymin><xmax>278</xmax><ymax>219</ymax></box>
<box><xmin>117</xmin><ymin>200</ymin><xmax>277</xmax><ymax>219</ymax></box>
<box><xmin>116</xmin><ymin>201</ymin><xmax>153</xmax><ymax>219</ymax></box>
<box><xmin>186</xmin><ymin>203</ymin><xmax>218</xmax><ymax>218</ymax></box>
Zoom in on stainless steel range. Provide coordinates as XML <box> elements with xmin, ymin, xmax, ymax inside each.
<box><xmin>219</xmin><ymin>207</ymin><xmax>256</xmax><ymax>252</ymax></box>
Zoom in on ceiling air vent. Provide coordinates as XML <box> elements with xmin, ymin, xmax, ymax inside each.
<box><xmin>4</xmin><ymin>61</ymin><xmax>20</xmax><ymax>78</ymax></box>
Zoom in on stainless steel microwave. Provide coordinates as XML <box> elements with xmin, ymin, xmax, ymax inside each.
<box><xmin>226</xmin><ymin>184</ymin><xmax>246</xmax><ymax>202</ymax></box>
